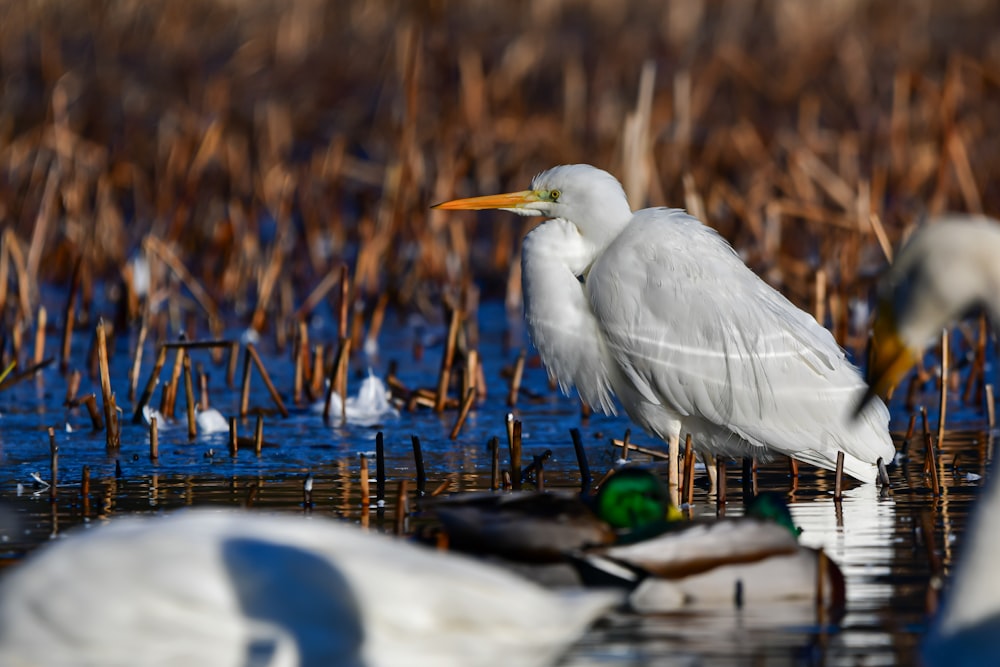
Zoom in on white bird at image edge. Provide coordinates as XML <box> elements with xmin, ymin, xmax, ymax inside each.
<box><xmin>434</xmin><ymin>164</ymin><xmax>893</xmax><ymax>482</ymax></box>
<box><xmin>0</xmin><ymin>510</ymin><xmax>618</xmax><ymax>667</ymax></box>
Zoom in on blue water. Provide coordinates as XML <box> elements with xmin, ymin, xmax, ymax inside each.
<box><xmin>0</xmin><ymin>297</ymin><xmax>989</xmax><ymax>665</ymax></box>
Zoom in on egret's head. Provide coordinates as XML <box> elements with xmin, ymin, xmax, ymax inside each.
<box><xmin>432</xmin><ymin>164</ymin><xmax>633</xmax><ymax>246</ymax></box>
<box><xmin>592</xmin><ymin>467</ymin><xmax>681</xmax><ymax>533</ymax></box>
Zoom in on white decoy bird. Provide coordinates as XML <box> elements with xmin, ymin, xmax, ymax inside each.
<box><xmin>0</xmin><ymin>510</ymin><xmax>618</xmax><ymax>667</ymax></box>
<box><xmin>434</xmin><ymin>164</ymin><xmax>893</xmax><ymax>482</ymax></box>
<box><xmin>923</xmin><ymin>462</ymin><xmax>1000</xmax><ymax>666</ymax></box>
<box><xmin>853</xmin><ymin>213</ymin><xmax>1000</xmax><ymax>664</ymax></box>
<box><xmin>862</xmin><ymin>214</ymin><xmax>1000</xmax><ymax>406</ymax></box>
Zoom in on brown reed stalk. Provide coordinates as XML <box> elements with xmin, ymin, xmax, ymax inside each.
<box><xmin>834</xmin><ymin>451</ymin><xmax>845</xmax><ymax>501</ymax></box>
<box><xmin>80</xmin><ymin>465</ymin><xmax>90</xmax><ymax>517</ymax></box>
<box><xmin>229</xmin><ymin>417</ymin><xmax>238</xmax><ymax>457</ymax></box>
<box><xmin>334</xmin><ymin>338</ymin><xmax>351</xmax><ymax>422</ymax></box>
<box><xmin>96</xmin><ymin>321</ymin><xmax>119</xmax><ymax>449</ymax></box>
<box><xmin>489</xmin><ymin>436</ymin><xmax>500</xmax><ymax>491</ymax></box>
<box><xmin>144</xmin><ymin>237</ymin><xmax>220</xmax><ymax>322</ymax></box>
<box><xmin>254</xmin><ymin>414</ymin><xmax>263</xmax><ymax>456</ymax></box>
<box><xmin>48</xmin><ymin>427</ymin><xmax>57</xmax><ymax>502</ymax></box>
<box><xmin>294</xmin><ymin>268</ymin><xmax>344</xmax><ymax>322</ymax></box>
<box><xmin>924</xmin><ymin>424</ymin><xmax>941</xmax><ymax>496</ymax></box>
<box><xmin>182</xmin><ymin>351</ymin><xmax>196</xmax><ymax>439</ymax></box>
<box><xmin>0</xmin><ymin>234</ymin><xmax>8</xmax><ymax>317</ymax></box>
<box><xmin>163</xmin><ymin>347</ymin><xmax>186</xmax><ymax>419</ymax></box>
<box><xmin>310</xmin><ymin>343</ymin><xmax>325</xmax><ymax>399</ymax></box>
<box><xmin>82</xmin><ymin>394</ymin><xmax>103</xmax><ymax>431</ymax></box>
<box><xmin>901</xmin><ymin>412</ymin><xmax>917</xmax><ymax>455</ymax></box>
<box><xmin>510</xmin><ymin>419</ymin><xmax>523</xmax><ymax>491</ymax></box>
<box><xmin>365</xmin><ymin>292</ymin><xmax>390</xmax><ymax>352</ymax></box>
<box><xmin>937</xmin><ymin>329</ymin><xmax>949</xmax><ymax>447</ymax></box>
<box><xmin>247</xmin><ymin>344</ymin><xmax>289</xmax><ymax>417</ymax></box>
<box><xmin>683</xmin><ymin>434</ymin><xmax>695</xmax><ymax>506</ymax></box>
<box><xmin>463</xmin><ymin>349</ymin><xmax>479</xmax><ymax>400</ymax></box>
<box><xmin>411</xmin><ymin>435</ymin><xmax>426</xmax><ymax>496</ymax></box>
<box><xmin>435</xmin><ymin>308</ymin><xmax>461</xmax><ymax>412</ymax></box>
<box><xmin>149</xmin><ymin>416</ymin><xmax>159</xmax><ymax>462</ymax></box>
<box><xmin>448</xmin><ymin>388</ymin><xmax>476</xmax><ymax>439</ymax></box>
<box><xmin>4</xmin><ymin>230</ymin><xmax>32</xmax><ymax>324</ymax></box>
<box><xmin>197</xmin><ymin>365</ymin><xmax>209</xmax><ymax>410</ymax></box>
<box><xmin>430</xmin><ymin>477</ymin><xmax>453</xmax><ymax>497</ymax></box>
<box><xmin>64</xmin><ymin>369</ymin><xmax>80</xmax><ymax>405</ymax></box>
<box><xmin>816</xmin><ymin>548</ymin><xmax>827</xmax><ymax>611</ymax></box>
<box><xmin>59</xmin><ymin>260</ymin><xmax>79</xmax><ymax>374</ymax></box>
<box><xmin>987</xmin><ymin>384</ymin><xmax>996</xmax><ymax>431</ymax></box>
<box><xmin>963</xmin><ymin>314</ymin><xmax>987</xmax><ymax>404</ymax></box>
<box><xmin>127</xmin><ymin>316</ymin><xmax>148</xmax><ymax>403</ymax></box>
<box><xmin>921</xmin><ymin>406</ymin><xmax>933</xmax><ymax>476</ymax></box>
<box><xmin>132</xmin><ymin>344</ymin><xmax>167</xmax><ymax>423</ymax></box>
<box><xmin>507</xmin><ymin>349</ymin><xmax>526</xmax><ymax>407</ymax></box>
<box><xmin>227</xmin><ymin>341</ymin><xmax>240</xmax><ymax>388</ymax></box>
<box><xmin>323</xmin><ymin>337</ymin><xmax>351</xmax><ymax>423</ymax></box>
<box><xmin>669</xmin><ymin>434</ymin><xmax>680</xmax><ymax>499</ymax></box>
<box><xmin>33</xmin><ymin>305</ymin><xmax>46</xmax><ymax>366</ymax></box>
<box><xmin>534</xmin><ymin>455</ymin><xmax>545</xmax><ymax>491</ymax></box>
<box><xmin>239</xmin><ymin>348</ymin><xmax>253</xmax><ymax>417</ymax></box>
<box><xmin>375</xmin><ymin>431</ymin><xmax>386</xmax><ymax>506</ymax></box>
<box><xmin>569</xmin><ymin>428</ymin><xmax>592</xmax><ymax>493</ymax></box>
<box><xmin>293</xmin><ymin>322</ymin><xmax>305</xmax><ymax>405</ymax></box>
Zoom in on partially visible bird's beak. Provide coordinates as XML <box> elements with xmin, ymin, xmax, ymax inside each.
<box><xmin>431</xmin><ymin>190</ymin><xmax>538</xmax><ymax>211</ymax></box>
<box><xmin>855</xmin><ymin>301</ymin><xmax>918</xmax><ymax>415</ymax></box>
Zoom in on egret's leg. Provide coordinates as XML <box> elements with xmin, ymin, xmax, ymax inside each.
<box><xmin>668</xmin><ymin>432</ymin><xmax>680</xmax><ymax>507</ymax></box>
<box><xmin>702</xmin><ymin>451</ymin><xmax>718</xmax><ymax>495</ymax></box>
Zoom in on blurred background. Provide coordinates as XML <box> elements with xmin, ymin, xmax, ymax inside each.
<box><xmin>2</xmin><ymin>0</ymin><xmax>1000</xmax><ymax>343</ymax></box>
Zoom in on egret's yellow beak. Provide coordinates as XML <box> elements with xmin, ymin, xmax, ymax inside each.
<box><xmin>856</xmin><ymin>301</ymin><xmax>918</xmax><ymax>414</ymax></box>
<box><xmin>431</xmin><ymin>190</ymin><xmax>538</xmax><ymax>211</ymax></box>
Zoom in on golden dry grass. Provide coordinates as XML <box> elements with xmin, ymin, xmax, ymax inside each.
<box><xmin>1</xmin><ymin>0</ymin><xmax>999</xmax><ymax>348</ymax></box>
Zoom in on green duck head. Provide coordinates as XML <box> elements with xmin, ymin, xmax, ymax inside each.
<box><xmin>746</xmin><ymin>492</ymin><xmax>802</xmax><ymax>538</ymax></box>
<box><xmin>593</xmin><ymin>467</ymin><xmax>682</xmax><ymax>531</ymax></box>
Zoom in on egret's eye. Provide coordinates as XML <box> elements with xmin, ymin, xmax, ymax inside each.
<box><xmin>549</xmin><ymin>189</ymin><xmax>561</xmax><ymax>201</ymax></box>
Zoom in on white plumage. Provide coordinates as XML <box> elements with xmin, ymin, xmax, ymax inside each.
<box><xmin>0</xmin><ymin>510</ymin><xmax>617</xmax><ymax>667</ymax></box>
<box><xmin>436</xmin><ymin>164</ymin><xmax>893</xmax><ymax>481</ymax></box>
<box><xmin>860</xmin><ymin>213</ymin><xmax>1000</xmax><ymax>665</ymax></box>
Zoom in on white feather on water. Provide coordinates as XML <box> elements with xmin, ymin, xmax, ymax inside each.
<box><xmin>196</xmin><ymin>408</ymin><xmax>230</xmax><ymax>434</ymax></box>
<box><xmin>144</xmin><ymin>405</ymin><xmax>230</xmax><ymax>436</ymax></box>
<box><xmin>312</xmin><ymin>371</ymin><xmax>398</xmax><ymax>427</ymax></box>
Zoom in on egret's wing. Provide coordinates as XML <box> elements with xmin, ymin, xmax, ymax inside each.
<box><xmin>588</xmin><ymin>209</ymin><xmax>893</xmax><ymax>478</ymax></box>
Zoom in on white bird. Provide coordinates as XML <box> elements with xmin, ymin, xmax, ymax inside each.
<box><xmin>197</xmin><ymin>407</ymin><xmax>230</xmax><ymax>434</ymax></box>
<box><xmin>311</xmin><ymin>370</ymin><xmax>399</xmax><ymax>427</ymax></box>
<box><xmin>0</xmin><ymin>510</ymin><xmax>617</xmax><ymax>667</ymax></box>
<box><xmin>434</xmin><ymin>164</ymin><xmax>893</xmax><ymax>482</ymax></box>
<box><xmin>854</xmin><ymin>213</ymin><xmax>1000</xmax><ymax>664</ymax></box>
<box><xmin>862</xmin><ymin>214</ymin><xmax>1000</xmax><ymax>405</ymax></box>
<box><xmin>923</xmin><ymin>460</ymin><xmax>1000</xmax><ymax>667</ymax></box>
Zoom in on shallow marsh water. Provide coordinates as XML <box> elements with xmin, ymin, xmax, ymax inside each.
<box><xmin>0</xmin><ymin>299</ymin><xmax>991</xmax><ymax>666</ymax></box>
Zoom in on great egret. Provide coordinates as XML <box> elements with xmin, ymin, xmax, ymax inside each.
<box><xmin>862</xmin><ymin>214</ymin><xmax>1000</xmax><ymax>405</ymax></box>
<box><xmin>0</xmin><ymin>510</ymin><xmax>618</xmax><ymax>667</ymax></box>
<box><xmin>434</xmin><ymin>164</ymin><xmax>893</xmax><ymax>482</ymax></box>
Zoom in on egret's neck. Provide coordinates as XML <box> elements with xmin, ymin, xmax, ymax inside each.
<box><xmin>523</xmin><ymin>218</ymin><xmax>600</xmax><ymax>277</ymax></box>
